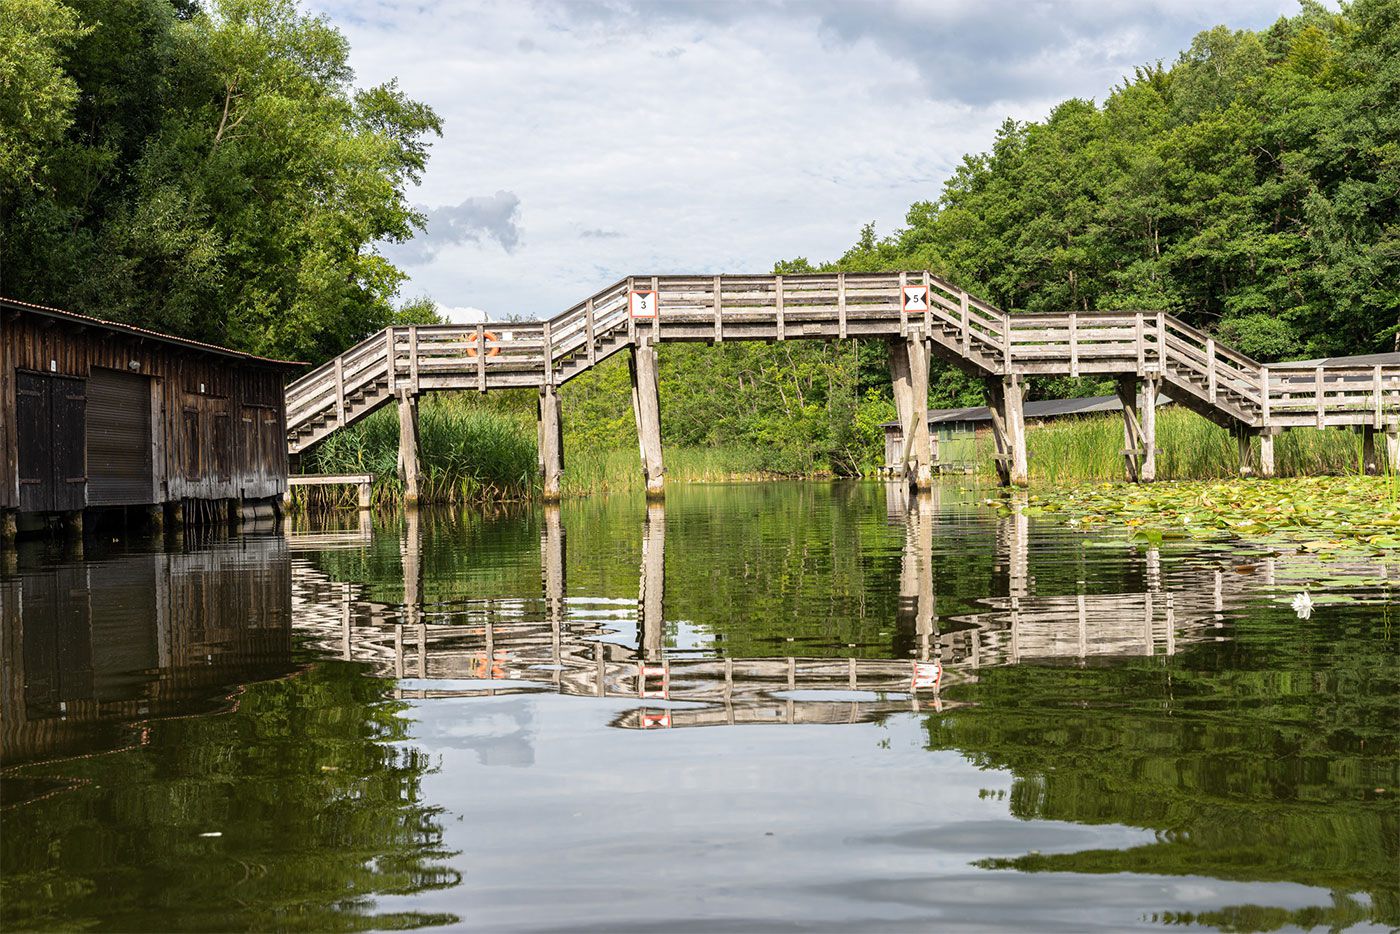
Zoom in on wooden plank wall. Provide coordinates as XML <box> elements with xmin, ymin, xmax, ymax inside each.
<box><xmin>1</xmin><ymin>309</ymin><xmax>292</xmax><ymax>511</ymax></box>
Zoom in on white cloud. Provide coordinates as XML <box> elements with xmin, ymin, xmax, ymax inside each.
<box><xmin>435</xmin><ymin>303</ymin><xmax>490</xmax><ymax>324</ymax></box>
<box><xmin>314</xmin><ymin>0</ymin><xmax>1308</xmax><ymax>319</ymax></box>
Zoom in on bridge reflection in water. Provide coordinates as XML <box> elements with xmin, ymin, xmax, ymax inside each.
<box><xmin>286</xmin><ymin>486</ymin><xmax>1319</xmax><ymax>732</ymax></box>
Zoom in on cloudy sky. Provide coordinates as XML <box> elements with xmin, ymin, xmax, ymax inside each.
<box><xmin>311</xmin><ymin>0</ymin><xmax>1306</xmax><ymax>322</ymax></box>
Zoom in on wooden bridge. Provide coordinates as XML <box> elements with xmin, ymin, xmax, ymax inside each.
<box><xmin>284</xmin><ymin>272</ymin><xmax>1400</xmax><ymax>495</ymax></box>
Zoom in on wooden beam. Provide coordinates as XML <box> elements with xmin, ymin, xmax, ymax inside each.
<box><xmin>1140</xmin><ymin>376</ymin><xmax>1158</xmax><ymax>483</ymax></box>
<box><xmin>713</xmin><ymin>275</ymin><xmax>723</xmax><ymax>343</ymax></box>
<box><xmin>837</xmin><ymin>273</ymin><xmax>847</xmax><ymax>340</ymax></box>
<box><xmin>1206</xmin><ymin>338</ymin><xmax>1217</xmax><ymax>403</ymax></box>
<box><xmin>631</xmin><ymin>337</ymin><xmax>664</xmax><ymax>499</ymax></box>
<box><xmin>1116</xmin><ymin>376</ymin><xmax>1140</xmax><ymax>483</ymax></box>
<box><xmin>1068</xmin><ymin>313</ymin><xmax>1079</xmax><ymax>378</ymax></box>
<box><xmin>385</xmin><ymin>328</ymin><xmax>396</xmax><ymax>394</ymax></box>
<box><xmin>539</xmin><ymin>383</ymin><xmax>563</xmax><ymax>500</ymax></box>
<box><xmin>586</xmin><ymin>297</ymin><xmax>596</xmax><ymax>364</ymax></box>
<box><xmin>396</xmin><ymin>390</ymin><xmax>421</xmax><ymax>506</ymax></box>
<box><xmin>1315</xmin><ymin>366</ymin><xmax>1325</xmax><ymax>429</ymax></box>
<box><xmin>476</xmin><ymin>324</ymin><xmax>487</xmax><ymax>392</ymax></box>
<box><xmin>904</xmin><ymin>336</ymin><xmax>933</xmax><ymax>490</ymax></box>
<box><xmin>775</xmin><ymin>274</ymin><xmax>785</xmax><ymax>341</ymax></box>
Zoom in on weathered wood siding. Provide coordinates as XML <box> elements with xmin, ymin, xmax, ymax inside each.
<box><xmin>1</xmin><ymin>305</ymin><xmax>293</xmax><ymax>511</ymax></box>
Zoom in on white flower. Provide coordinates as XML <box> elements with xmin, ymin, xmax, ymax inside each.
<box><xmin>1291</xmin><ymin>592</ymin><xmax>1315</xmax><ymax>619</ymax></box>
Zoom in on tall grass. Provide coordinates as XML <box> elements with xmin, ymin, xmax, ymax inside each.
<box><xmin>995</xmin><ymin>407</ymin><xmax>1364</xmax><ymax>483</ymax></box>
<box><xmin>296</xmin><ymin>395</ymin><xmax>785</xmax><ymax>509</ymax></box>
<box><xmin>299</xmin><ymin>397</ymin><xmax>538</xmax><ymax>508</ymax></box>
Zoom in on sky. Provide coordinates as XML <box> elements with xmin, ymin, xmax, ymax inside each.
<box><xmin>310</xmin><ymin>0</ymin><xmax>1307</xmax><ymax>323</ymax></box>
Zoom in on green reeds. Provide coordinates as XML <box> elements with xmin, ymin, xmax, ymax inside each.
<box><xmin>295</xmin><ymin>395</ymin><xmax>783</xmax><ymax>509</ymax></box>
<box><xmin>1018</xmin><ymin>408</ymin><xmax>1364</xmax><ymax>482</ymax></box>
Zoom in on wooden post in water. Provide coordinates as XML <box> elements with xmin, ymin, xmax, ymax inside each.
<box><xmin>1237</xmin><ymin>429</ymin><xmax>1255</xmax><ymax>478</ymax></box>
<box><xmin>905</xmin><ymin>335</ymin><xmax>934</xmax><ymax>490</ymax></box>
<box><xmin>1140</xmin><ymin>376</ymin><xmax>1159</xmax><ymax>482</ymax></box>
<box><xmin>1259</xmin><ymin>430</ymin><xmax>1277</xmax><ymax>479</ymax></box>
<box><xmin>538</xmin><ymin>383</ymin><xmax>563</xmax><ymax>501</ymax></box>
<box><xmin>396</xmin><ymin>389</ymin><xmax>421</xmax><ymax>506</ymax></box>
<box><xmin>1003</xmin><ymin>375</ymin><xmax>1028</xmax><ymax>487</ymax></box>
<box><xmin>1361</xmin><ymin>426</ymin><xmax>1379</xmax><ymax>476</ymax></box>
<box><xmin>1116</xmin><ymin>376</ymin><xmax>1141</xmax><ymax>483</ymax></box>
<box><xmin>1</xmin><ymin>510</ymin><xmax>15</xmax><ymax>549</ymax></box>
<box><xmin>1387</xmin><ymin>427</ymin><xmax>1399</xmax><ymax>472</ymax></box>
<box><xmin>640</xmin><ymin>502</ymin><xmax>665</xmax><ymax>662</ymax></box>
<box><xmin>630</xmin><ymin>337</ymin><xmax>665</xmax><ymax>499</ymax></box>
<box><xmin>985</xmin><ymin>375</ymin><xmax>1028</xmax><ymax>487</ymax></box>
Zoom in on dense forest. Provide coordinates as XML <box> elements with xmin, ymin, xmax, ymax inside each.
<box><xmin>4</xmin><ymin>0</ymin><xmax>1397</xmax><ymax>476</ymax></box>
<box><xmin>0</xmin><ymin>0</ymin><xmax>442</xmax><ymax>362</ymax></box>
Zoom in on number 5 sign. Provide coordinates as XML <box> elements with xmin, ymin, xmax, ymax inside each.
<box><xmin>902</xmin><ymin>285</ymin><xmax>930</xmax><ymax>314</ymax></box>
<box><xmin>630</xmin><ymin>290</ymin><xmax>658</xmax><ymax>319</ymax></box>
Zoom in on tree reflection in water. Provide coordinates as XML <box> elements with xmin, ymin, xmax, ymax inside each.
<box><xmin>0</xmin><ymin>537</ymin><xmax>458</xmax><ymax>931</ymax></box>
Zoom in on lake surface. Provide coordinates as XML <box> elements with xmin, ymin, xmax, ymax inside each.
<box><xmin>1</xmin><ymin>481</ymin><xmax>1396</xmax><ymax>932</ymax></box>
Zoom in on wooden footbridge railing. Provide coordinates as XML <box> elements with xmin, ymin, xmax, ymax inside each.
<box><xmin>285</xmin><ymin>272</ymin><xmax>1400</xmax><ymax>491</ymax></box>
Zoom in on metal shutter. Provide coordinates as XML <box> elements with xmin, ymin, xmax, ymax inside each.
<box><xmin>86</xmin><ymin>368</ymin><xmax>154</xmax><ymax>506</ymax></box>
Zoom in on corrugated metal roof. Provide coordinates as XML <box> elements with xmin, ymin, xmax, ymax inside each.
<box><xmin>1</xmin><ymin>296</ymin><xmax>305</xmax><ymax>368</ymax></box>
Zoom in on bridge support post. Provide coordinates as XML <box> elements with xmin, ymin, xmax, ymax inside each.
<box><xmin>1116</xmin><ymin>376</ymin><xmax>1158</xmax><ymax>482</ymax></box>
<box><xmin>987</xmin><ymin>375</ymin><xmax>1028</xmax><ymax>487</ymax></box>
<box><xmin>1259</xmin><ymin>429</ymin><xmax>1277</xmax><ymax>479</ymax></box>
<box><xmin>1</xmin><ymin>510</ymin><xmax>15</xmax><ymax>550</ymax></box>
<box><xmin>396</xmin><ymin>390</ymin><xmax>421</xmax><ymax>506</ymax></box>
<box><xmin>1237</xmin><ymin>429</ymin><xmax>1255</xmax><ymax>478</ymax></box>
<box><xmin>1361</xmin><ymin>426</ymin><xmax>1379</xmax><ymax>476</ymax></box>
<box><xmin>888</xmin><ymin>337</ymin><xmax>934</xmax><ymax>489</ymax></box>
<box><xmin>629</xmin><ymin>337</ymin><xmax>665</xmax><ymax>499</ymax></box>
<box><xmin>1140</xmin><ymin>377</ymin><xmax>1158</xmax><ymax>482</ymax></box>
<box><xmin>538</xmin><ymin>384</ymin><xmax>563</xmax><ymax>501</ymax></box>
<box><xmin>1116</xmin><ymin>377</ymin><xmax>1141</xmax><ymax>482</ymax></box>
<box><xmin>1387</xmin><ymin>427</ymin><xmax>1399</xmax><ymax>472</ymax></box>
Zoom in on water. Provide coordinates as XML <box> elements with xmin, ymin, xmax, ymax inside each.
<box><xmin>1</xmin><ymin>482</ymin><xmax>1395</xmax><ymax>932</ymax></box>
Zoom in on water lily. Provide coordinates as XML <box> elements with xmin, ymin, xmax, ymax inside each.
<box><xmin>1291</xmin><ymin>591</ymin><xmax>1315</xmax><ymax>619</ymax></box>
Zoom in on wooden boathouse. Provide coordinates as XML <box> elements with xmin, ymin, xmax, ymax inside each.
<box><xmin>1</xmin><ymin>297</ymin><xmax>301</xmax><ymax>542</ymax></box>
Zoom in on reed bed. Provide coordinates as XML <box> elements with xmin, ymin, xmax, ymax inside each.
<box><xmin>947</xmin><ymin>408</ymin><xmax>1365</xmax><ymax>483</ymax></box>
<box><xmin>294</xmin><ymin>395</ymin><xmax>1372</xmax><ymax>510</ymax></box>
<box><xmin>295</xmin><ymin>396</ymin><xmax>782</xmax><ymax>508</ymax></box>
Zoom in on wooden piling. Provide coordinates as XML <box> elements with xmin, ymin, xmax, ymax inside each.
<box><xmin>1116</xmin><ymin>376</ymin><xmax>1141</xmax><ymax>483</ymax></box>
<box><xmin>1</xmin><ymin>510</ymin><xmax>15</xmax><ymax>549</ymax></box>
<box><xmin>1259</xmin><ymin>430</ymin><xmax>1276</xmax><ymax>479</ymax></box>
<box><xmin>1387</xmin><ymin>427</ymin><xmax>1399</xmax><ymax>471</ymax></box>
<box><xmin>539</xmin><ymin>383</ymin><xmax>563</xmax><ymax>501</ymax></box>
<box><xmin>1141</xmin><ymin>376</ymin><xmax>1158</xmax><ymax>482</ymax></box>
<box><xmin>1361</xmin><ymin>426</ymin><xmax>1378</xmax><ymax>476</ymax></box>
<box><xmin>986</xmin><ymin>375</ymin><xmax>1027</xmax><ymax>487</ymax></box>
<box><xmin>1002</xmin><ymin>374</ymin><xmax>1028</xmax><ymax>487</ymax></box>
<box><xmin>1237</xmin><ymin>430</ymin><xmax>1255</xmax><ymax>478</ymax></box>
<box><xmin>396</xmin><ymin>390</ymin><xmax>421</xmax><ymax>506</ymax></box>
<box><xmin>631</xmin><ymin>337</ymin><xmax>665</xmax><ymax>499</ymax></box>
<box><xmin>905</xmin><ymin>336</ymin><xmax>934</xmax><ymax>490</ymax></box>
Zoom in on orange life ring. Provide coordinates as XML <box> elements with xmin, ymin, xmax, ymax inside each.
<box><xmin>466</xmin><ymin>330</ymin><xmax>501</xmax><ymax>357</ymax></box>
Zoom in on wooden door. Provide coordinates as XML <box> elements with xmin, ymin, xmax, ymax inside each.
<box><xmin>16</xmin><ymin>372</ymin><xmax>86</xmax><ymax>513</ymax></box>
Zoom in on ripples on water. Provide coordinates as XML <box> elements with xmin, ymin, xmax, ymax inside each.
<box><xmin>1</xmin><ymin>482</ymin><xmax>1395</xmax><ymax>931</ymax></box>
